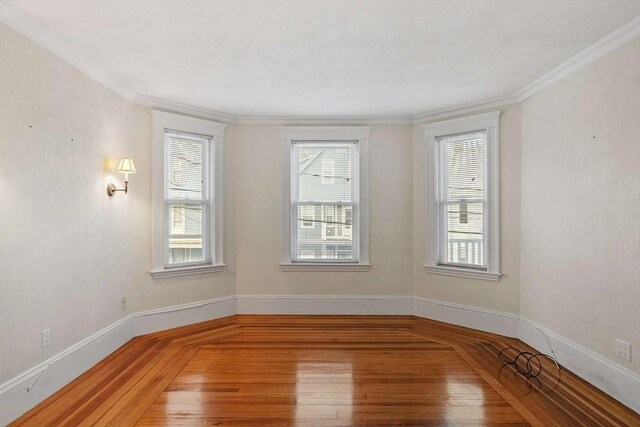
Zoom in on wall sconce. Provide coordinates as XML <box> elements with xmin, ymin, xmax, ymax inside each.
<box><xmin>107</xmin><ymin>157</ymin><xmax>136</xmax><ymax>196</ymax></box>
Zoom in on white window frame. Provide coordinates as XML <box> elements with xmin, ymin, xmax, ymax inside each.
<box><xmin>280</xmin><ymin>126</ymin><xmax>371</xmax><ymax>271</ymax></box>
<box><xmin>424</xmin><ymin>111</ymin><xmax>501</xmax><ymax>281</ymax></box>
<box><xmin>150</xmin><ymin>110</ymin><xmax>225</xmax><ymax>278</ymax></box>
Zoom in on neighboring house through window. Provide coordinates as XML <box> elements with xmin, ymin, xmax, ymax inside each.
<box><xmin>300</xmin><ymin>205</ymin><xmax>316</xmax><ymax>228</ymax></box>
<box><xmin>423</xmin><ymin>111</ymin><xmax>501</xmax><ymax>281</ymax></box>
<box><xmin>150</xmin><ymin>110</ymin><xmax>225</xmax><ymax>278</ymax></box>
<box><xmin>280</xmin><ymin>127</ymin><xmax>371</xmax><ymax>271</ymax></box>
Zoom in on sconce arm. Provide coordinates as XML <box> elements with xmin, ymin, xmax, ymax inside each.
<box><xmin>106</xmin><ymin>181</ymin><xmax>129</xmax><ymax>197</ymax></box>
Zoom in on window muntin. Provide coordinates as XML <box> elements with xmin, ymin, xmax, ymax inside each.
<box><xmin>165</xmin><ymin>130</ymin><xmax>211</xmax><ymax>267</ymax></box>
<box><xmin>292</xmin><ymin>142</ymin><xmax>357</xmax><ymax>262</ymax></box>
<box><xmin>436</xmin><ymin>131</ymin><xmax>486</xmax><ymax>269</ymax></box>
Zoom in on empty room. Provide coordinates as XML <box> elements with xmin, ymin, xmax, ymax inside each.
<box><xmin>1</xmin><ymin>0</ymin><xmax>639</xmax><ymax>425</ymax></box>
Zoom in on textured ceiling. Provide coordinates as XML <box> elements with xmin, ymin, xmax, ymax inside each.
<box><xmin>5</xmin><ymin>0</ymin><xmax>640</xmax><ymax>116</ymax></box>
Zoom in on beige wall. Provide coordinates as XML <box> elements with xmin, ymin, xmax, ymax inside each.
<box><xmin>232</xmin><ymin>124</ymin><xmax>414</xmax><ymax>296</ymax></box>
<box><xmin>412</xmin><ymin>104</ymin><xmax>522</xmax><ymax>314</ymax></box>
<box><xmin>0</xmin><ymin>24</ymin><xmax>236</xmax><ymax>382</ymax></box>
<box><xmin>0</xmin><ymin>24</ymin><xmax>146</xmax><ymax>381</ymax></box>
<box><xmin>520</xmin><ymin>38</ymin><xmax>640</xmax><ymax>373</ymax></box>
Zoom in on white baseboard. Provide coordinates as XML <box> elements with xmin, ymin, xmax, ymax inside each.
<box><xmin>236</xmin><ymin>294</ymin><xmax>414</xmax><ymax>315</ymax></box>
<box><xmin>2</xmin><ymin>295</ymin><xmax>638</xmax><ymax>425</ymax></box>
<box><xmin>413</xmin><ymin>296</ymin><xmax>520</xmax><ymax>337</ymax></box>
<box><xmin>519</xmin><ymin>317</ymin><xmax>640</xmax><ymax>414</ymax></box>
<box><xmin>0</xmin><ymin>315</ymin><xmax>134</xmax><ymax>426</ymax></box>
<box><xmin>0</xmin><ymin>295</ymin><xmax>238</xmax><ymax>426</ymax></box>
<box><xmin>133</xmin><ymin>295</ymin><xmax>237</xmax><ymax>335</ymax></box>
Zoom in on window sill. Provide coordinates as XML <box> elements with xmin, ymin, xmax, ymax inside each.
<box><xmin>280</xmin><ymin>262</ymin><xmax>371</xmax><ymax>272</ymax></box>
<box><xmin>150</xmin><ymin>264</ymin><xmax>225</xmax><ymax>279</ymax></box>
<box><xmin>424</xmin><ymin>265</ymin><xmax>501</xmax><ymax>282</ymax></box>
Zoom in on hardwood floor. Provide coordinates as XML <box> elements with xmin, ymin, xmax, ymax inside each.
<box><xmin>10</xmin><ymin>315</ymin><xmax>639</xmax><ymax>426</ymax></box>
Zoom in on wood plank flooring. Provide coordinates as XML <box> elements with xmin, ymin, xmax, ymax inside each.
<box><xmin>10</xmin><ymin>315</ymin><xmax>640</xmax><ymax>426</ymax></box>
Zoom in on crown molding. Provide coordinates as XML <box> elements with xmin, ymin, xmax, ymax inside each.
<box><xmin>136</xmin><ymin>97</ymin><xmax>414</xmax><ymax>126</ymax></box>
<box><xmin>2</xmin><ymin>1</ymin><xmax>638</xmax><ymax>124</ymax></box>
<box><xmin>0</xmin><ymin>1</ymin><xmax>139</xmax><ymax>101</ymax></box>
<box><xmin>137</xmin><ymin>95</ymin><xmax>237</xmax><ymax>124</ymax></box>
<box><xmin>236</xmin><ymin>115</ymin><xmax>413</xmax><ymax>125</ymax></box>
<box><xmin>422</xmin><ymin>109</ymin><xmax>501</xmax><ymax>131</ymax></box>
<box><xmin>150</xmin><ymin>109</ymin><xmax>228</xmax><ymax>135</ymax></box>
<box><xmin>412</xmin><ymin>95</ymin><xmax>517</xmax><ymax>123</ymax></box>
<box><xmin>517</xmin><ymin>16</ymin><xmax>640</xmax><ymax>102</ymax></box>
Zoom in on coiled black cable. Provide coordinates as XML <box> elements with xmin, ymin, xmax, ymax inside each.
<box><xmin>497</xmin><ymin>346</ymin><xmax>562</xmax><ymax>393</ymax></box>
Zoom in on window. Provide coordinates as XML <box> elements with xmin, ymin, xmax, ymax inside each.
<box><xmin>150</xmin><ymin>110</ymin><xmax>225</xmax><ymax>278</ymax></box>
<box><xmin>280</xmin><ymin>127</ymin><xmax>370</xmax><ymax>271</ymax></box>
<box><xmin>438</xmin><ymin>131</ymin><xmax>485</xmax><ymax>268</ymax></box>
<box><xmin>294</xmin><ymin>145</ymin><xmax>354</xmax><ymax>260</ymax></box>
<box><xmin>166</xmin><ymin>131</ymin><xmax>208</xmax><ymax>266</ymax></box>
<box><xmin>424</xmin><ymin>111</ymin><xmax>501</xmax><ymax>281</ymax></box>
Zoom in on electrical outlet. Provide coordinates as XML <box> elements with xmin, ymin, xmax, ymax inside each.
<box><xmin>42</xmin><ymin>328</ymin><xmax>51</xmax><ymax>348</ymax></box>
<box><xmin>121</xmin><ymin>296</ymin><xmax>127</xmax><ymax>311</ymax></box>
<box><xmin>615</xmin><ymin>339</ymin><xmax>631</xmax><ymax>362</ymax></box>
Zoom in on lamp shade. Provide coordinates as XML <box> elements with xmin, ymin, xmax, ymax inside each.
<box><xmin>116</xmin><ymin>157</ymin><xmax>136</xmax><ymax>174</ymax></box>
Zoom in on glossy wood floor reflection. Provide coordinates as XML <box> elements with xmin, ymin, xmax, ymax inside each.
<box><xmin>11</xmin><ymin>316</ymin><xmax>640</xmax><ymax>426</ymax></box>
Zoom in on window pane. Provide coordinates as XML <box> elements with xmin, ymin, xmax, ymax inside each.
<box><xmin>445</xmin><ymin>133</ymin><xmax>484</xmax><ymax>201</ymax></box>
<box><xmin>295</xmin><ymin>204</ymin><xmax>353</xmax><ymax>260</ymax></box>
<box><xmin>167</xmin><ymin>132</ymin><xmax>206</xmax><ymax>200</ymax></box>
<box><xmin>446</xmin><ymin>202</ymin><xmax>483</xmax><ymax>266</ymax></box>
<box><xmin>168</xmin><ymin>203</ymin><xmax>205</xmax><ymax>265</ymax></box>
<box><xmin>297</xmin><ymin>145</ymin><xmax>352</xmax><ymax>203</ymax></box>
<box><xmin>438</xmin><ymin>131</ymin><xmax>485</xmax><ymax>268</ymax></box>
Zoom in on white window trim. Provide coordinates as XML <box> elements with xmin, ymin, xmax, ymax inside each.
<box><xmin>150</xmin><ymin>110</ymin><xmax>226</xmax><ymax>279</ymax></box>
<box><xmin>423</xmin><ymin>111</ymin><xmax>501</xmax><ymax>281</ymax></box>
<box><xmin>280</xmin><ymin>126</ymin><xmax>371</xmax><ymax>271</ymax></box>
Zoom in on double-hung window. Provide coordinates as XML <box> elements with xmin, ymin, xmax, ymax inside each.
<box><xmin>424</xmin><ymin>111</ymin><xmax>501</xmax><ymax>281</ymax></box>
<box><xmin>165</xmin><ymin>131</ymin><xmax>209</xmax><ymax>266</ymax></box>
<box><xmin>151</xmin><ymin>110</ymin><xmax>225</xmax><ymax>278</ymax></box>
<box><xmin>281</xmin><ymin>127</ymin><xmax>370</xmax><ymax>271</ymax></box>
